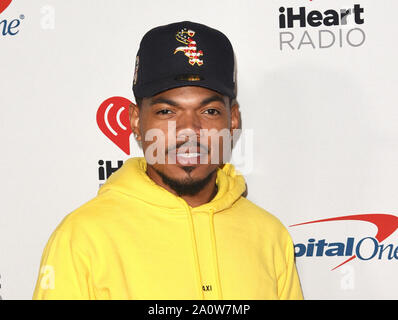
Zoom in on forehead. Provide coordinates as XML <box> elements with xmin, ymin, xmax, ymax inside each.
<box><xmin>144</xmin><ymin>86</ymin><xmax>229</xmax><ymax>106</ymax></box>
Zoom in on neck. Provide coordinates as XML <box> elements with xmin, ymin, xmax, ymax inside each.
<box><xmin>146</xmin><ymin>166</ymin><xmax>218</xmax><ymax>207</ymax></box>
<box><xmin>179</xmin><ymin>176</ymin><xmax>218</xmax><ymax>207</ymax></box>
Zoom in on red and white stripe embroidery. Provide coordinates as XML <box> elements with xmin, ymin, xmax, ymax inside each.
<box><xmin>174</xmin><ymin>28</ymin><xmax>204</xmax><ymax>66</ymax></box>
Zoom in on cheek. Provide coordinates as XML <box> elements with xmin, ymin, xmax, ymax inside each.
<box><xmin>141</xmin><ymin>123</ymin><xmax>186</xmax><ymax>166</ymax></box>
<box><xmin>200</xmin><ymin>130</ymin><xmax>233</xmax><ymax>164</ymax></box>
<box><xmin>140</xmin><ymin>116</ymin><xmax>169</xmax><ymax>147</ymax></box>
<box><xmin>140</xmin><ymin>122</ymin><xmax>169</xmax><ymax>164</ymax></box>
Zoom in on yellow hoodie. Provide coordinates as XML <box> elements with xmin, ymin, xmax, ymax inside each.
<box><xmin>33</xmin><ymin>157</ymin><xmax>303</xmax><ymax>300</ymax></box>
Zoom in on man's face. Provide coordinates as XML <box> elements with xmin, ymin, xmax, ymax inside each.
<box><xmin>129</xmin><ymin>86</ymin><xmax>240</xmax><ymax>195</ymax></box>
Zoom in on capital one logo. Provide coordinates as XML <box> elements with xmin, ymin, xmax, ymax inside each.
<box><xmin>0</xmin><ymin>0</ymin><xmax>25</xmax><ymax>36</ymax></box>
<box><xmin>0</xmin><ymin>0</ymin><xmax>11</xmax><ymax>14</ymax></box>
<box><xmin>290</xmin><ymin>214</ymin><xmax>398</xmax><ymax>270</ymax></box>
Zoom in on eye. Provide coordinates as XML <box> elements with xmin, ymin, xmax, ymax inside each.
<box><xmin>203</xmin><ymin>108</ymin><xmax>220</xmax><ymax>116</ymax></box>
<box><xmin>156</xmin><ymin>109</ymin><xmax>174</xmax><ymax>115</ymax></box>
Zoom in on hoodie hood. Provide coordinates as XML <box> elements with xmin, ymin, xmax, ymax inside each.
<box><xmin>98</xmin><ymin>157</ymin><xmax>246</xmax><ymax>214</ymax></box>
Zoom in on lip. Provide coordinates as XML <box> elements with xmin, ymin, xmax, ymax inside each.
<box><xmin>167</xmin><ymin>144</ymin><xmax>209</xmax><ymax>165</ymax></box>
<box><xmin>175</xmin><ymin>152</ymin><xmax>208</xmax><ymax>165</ymax></box>
<box><xmin>175</xmin><ymin>145</ymin><xmax>208</xmax><ymax>154</ymax></box>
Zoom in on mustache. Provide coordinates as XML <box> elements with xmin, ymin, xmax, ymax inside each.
<box><xmin>166</xmin><ymin>140</ymin><xmax>209</xmax><ymax>154</ymax></box>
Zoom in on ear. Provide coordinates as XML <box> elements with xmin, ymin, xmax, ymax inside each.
<box><xmin>129</xmin><ymin>102</ymin><xmax>141</xmax><ymax>141</ymax></box>
<box><xmin>230</xmin><ymin>100</ymin><xmax>242</xmax><ymax>148</ymax></box>
<box><xmin>230</xmin><ymin>100</ymin><xmax>241</xmax><ymax>132</ymax></box>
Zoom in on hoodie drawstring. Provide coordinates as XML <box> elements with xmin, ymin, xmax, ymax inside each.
<box><xmin>209</xmin><ymin>208</ymin><xmax>223</xmax><ymax>300</ymax></box>
<box><xmin>183</xmin><ymin>201</ymin><xmax>205</xmax><ymax>300</ymax></box>
<box><xmin>183</xmin><ymin>200</ymin><xmax>223</xmax><ymax>300</ymax></box>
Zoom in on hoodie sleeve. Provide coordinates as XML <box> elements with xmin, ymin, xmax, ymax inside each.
<box><xmin>277</xmin><ymin>232</ymin><xmax>304</xmax><ymax>300</ymax></box>
<box><xmin>32</xmin><ymin>221</ymin><xmax>93</xmax><ymax>300</ymax></box>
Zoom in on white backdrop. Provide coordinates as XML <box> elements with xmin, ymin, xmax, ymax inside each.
<box><xmin>1</xmin><ymin>0</ymin><xmax>397</xmax><ymax>299</ymax></box>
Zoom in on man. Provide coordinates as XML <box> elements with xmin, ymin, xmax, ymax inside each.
<box><xmin>33</xmin><ymin>21</ymin><xmax>303</xmax><ymax>300</ymax></box>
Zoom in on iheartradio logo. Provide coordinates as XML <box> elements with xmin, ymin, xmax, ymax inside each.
<box><xmin>96</xmin><ymin>96</ymin><xmax>133</xmax><ymax>155</ymax></box>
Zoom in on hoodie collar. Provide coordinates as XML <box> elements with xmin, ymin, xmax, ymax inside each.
<box><xmin>98</xmin><ymin>157</ymin><xmax>246</xmax><ymax>214</ymax></box>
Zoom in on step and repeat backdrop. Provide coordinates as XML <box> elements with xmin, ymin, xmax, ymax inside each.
<box><xmin>1</xmin><ymin>0</ymin><xmax>397</xmax><ymax>300</ymax></box>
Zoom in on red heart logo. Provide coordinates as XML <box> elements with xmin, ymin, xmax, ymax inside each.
<box><xmin>0</xmin><ymin>0</ymin><xmax>12</xmax><ymax>15</ymax></box>
<box><xmin>96</xmin><ymin>96</ymin><xmax>133</xmax><ymax>155</ymax></box>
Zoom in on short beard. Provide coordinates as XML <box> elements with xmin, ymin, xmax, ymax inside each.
<box><xmin>153</xmin><ymin>166</ymin><xmax>217</xmax><ymax>197</ymax></box>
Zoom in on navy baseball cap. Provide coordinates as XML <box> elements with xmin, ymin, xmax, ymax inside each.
<box><xmin>132</xmin><ymin>21</ymin><xmax>237</xmax><ymax>100</ymax></box>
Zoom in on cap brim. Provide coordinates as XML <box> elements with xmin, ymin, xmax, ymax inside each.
<box><xmin>133</xmin><ymin>76</ymin><xmax>235</xmax><ymax>99</ymax></box>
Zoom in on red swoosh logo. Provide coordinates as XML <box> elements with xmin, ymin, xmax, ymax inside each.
<box><xmin>290</xmin><ymin>214</ymin><xmax>398</xmax><ymax>270</ymax></box>
<box><xmin>0</xmin><ymin>0</ymin><xmax>12</xmax><ymax>14</ymax></box>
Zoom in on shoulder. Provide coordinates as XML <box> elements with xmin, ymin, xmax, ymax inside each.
<box><xmin>60</xmin><ymin>188</ymin><xmax>126</xmax><ymax>225</ymax></box>
<box><xmin>235</xmin><ymin>197</ymin><xmax>289</xmax><ymax>230</ymax></box>
<box><xmin>233</xmin><ymin>197</ymin><xmax>293</xmax><ymax>243</ymax></box>
<box><xmin>49</xmin><ymin>192</ymin><xmax>117</xmax><ymax>246</ymax></box>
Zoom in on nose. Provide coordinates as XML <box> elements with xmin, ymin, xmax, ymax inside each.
<box><xmin>176</xmin><ymin>110</ymin><xmax>202</xmax><ymax>139</ymax></box>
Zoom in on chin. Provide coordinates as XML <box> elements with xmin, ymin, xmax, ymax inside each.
<box><xmin>156</xmin><ymin>162</ymin><xmax>216</xmax><ymax>180</ymax></box>
<box><xmin>151</xmin><ymin>163</ymin><xmax>218</xmax><ymax>197</ymax></box>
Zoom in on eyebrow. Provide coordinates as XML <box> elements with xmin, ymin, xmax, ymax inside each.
<box><xmin>199</xmin><ymin>95</ymin><xmax>226</xmax><ymax>107</ymax></box>
<box><xmin>149</xmin><ymin>94</ymin><xmax>226</xmax><ymax>108</ymax></box>
<box><xmin>149</xmin><ymin>97</ymin><xmax>179</xmax><ymax>107</ymax></box>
